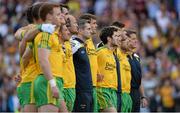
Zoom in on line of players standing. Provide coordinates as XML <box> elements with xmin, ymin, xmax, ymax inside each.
<box><xmin>14</xmin><ymin>2</ymin><xmax>148</xmax><ymax>112</ymax></box>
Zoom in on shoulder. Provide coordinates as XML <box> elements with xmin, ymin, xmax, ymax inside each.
<box><xmin>64</xmin><ymin>41</ymin><xmax>71</xmax><ymax>45</ymax></box>
<box><xmin>96</xmin><ymin>45</ymin><xmax>105</xmax><ymax>51</ymax></box>
<box><xmin>133</xmin><ymin>53</ymin><xmax>140</xmax><ymax>58</ymax></box>
<box><xmin>96</xmin><ymin>46</ymin><xmax>107</xmax><ymax>55</ymax></box>
<box><xmin>36</xmin><ymin>32</ymin><xmax>51</xmax><ymax>40</ymax></box>
<box><xmin>133</xmin><ymin>53</ymin><xmax>140</xmax><ymax>61</ymax></box>
<box><xmin>64</xmin><ymin>41</ymin><xmax>71</xmax><ymax>50</ymax></box>
<box><xmin>96</xmin><ymin>41</ymin><xmax>104</xmax><ymax>48</ymax></box>
<box><xmin>70</xmin><ymin>38</ymin><xmax>84</xmax><ymax>54</ymax></box>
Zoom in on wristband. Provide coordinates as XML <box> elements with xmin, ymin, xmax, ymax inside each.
<box><xmin>49</xmin><ymin>79</ymin><xmax>56</xmax><ymax>88</ymax></box>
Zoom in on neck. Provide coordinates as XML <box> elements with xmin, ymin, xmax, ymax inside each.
<box><xmin>77</xmin><ymin>34</ymin><xmax>86</xmax><ymax>42</ymax></box>
<box><xmin>59</xmin><ymin>38</ymin><xmax>64</xmax><ymax>44</ymax></box>
<box><xmin>131</xmin><ymin>47</ymin><xmax>137</xmax><ymax>53</ymax></box>
<box><xmin>121</xmin><ymin>48</ymin><xmax>128</xmax><ymax>54</ymax></box>
<box><xmin>121</xmin><ymin>48</ymin><xmax>132</xmax><ymax>55</ymax></box>
<box><xmin>45</xmin><ymin>20</ymin><xmax>52</xmax><ymax>24</ymax></box>
<box><xmin>91</xmin><ymin>33</ymin><xmax>97</xmax><ymax>37</ymax></box>
<box><xmin>34</xmin><ymin>20</ymin><xmax>41</xmax><ymax>24</ymax></box>
<box><xmin>71</xmin><ymin>32</ymin><xmax>78</xmax><ymax>36</ymax></box>
<box><xmin>107</xmin><ymin>42</ymin><xmax>116</xmax><ymax>51</ymax></box>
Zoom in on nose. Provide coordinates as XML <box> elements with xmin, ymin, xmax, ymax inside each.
<box><xmin>61</xmin><ymin>13</ymin><xmax>65</xmax><ymax>18</ymax></box>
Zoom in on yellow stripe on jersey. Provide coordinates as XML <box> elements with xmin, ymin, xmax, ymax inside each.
<box><xmin>96</xmin><ymin>46</ymin><xmax>117</xmax><ymax>89</ymax></box>
<box><xmin>34</xmin><ymin>32</ymin><xmax>64</xmax><ymax>77</ymax></box>
<box><xmin>85</xmin><ymin>38</ymin><xmax>98</xmax><ymax>86</ymax></box>
<box><xmin>30</xmin><ymin>81</ymin><xmax>35</xmax><ymax>103</ymax></box>
<box><xmin>116</xmin><ymin>49</ymin><xmax>131</xmax><ymax>93</ymax></box>
<box><xmin>63</xmin><ymin>41</ymin><xmax>76</xmax><ymax>88</ymax></box>
<box><xmin>47</xmin><ymin>81</ymin><xmax>56</xmax><ymax>105</ymax></box>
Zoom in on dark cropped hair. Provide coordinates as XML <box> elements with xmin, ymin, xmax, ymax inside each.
<box><xmin>79</xmin><ymin>13</ymin><xmax>96</xmax><ymax>22</ymax></box>
<box><xmin>111</xmin><ymin>21</ymin><xmax>125</xmax><ymax>28</ymax></box>
<box><xmin>125</xmin><ymin>29</ymin><xmax>136</xmax><ymax>37</ymax></box>
<box><xmin>26</xmin><ymin>5</ymin><xmax>33</xmax><ymax>23</ymax></box>
<box><xmin>39</xmin><ymin>3</ymin><xmax>59</xmax><ymax>21</ymax></box>
<box><xmin>59</xmin><ymin>3</ymin><xmax>69</xmax><ymax>11</ymax></box>
<box><xmin>99</xmin><ymin>26</ymin><xmax>118</xmax><ymax>44</ymax></box>
<box><xmin>32</xmin><ymin>2</ymin><xmax>44</xmax><ymax>21</ymax></box>
<box><xmin>78</xmin><ymin>19</ymin><xmax>90</xmax><ymax>29</ymax></box>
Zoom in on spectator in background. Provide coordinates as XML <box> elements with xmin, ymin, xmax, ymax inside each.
<box><xmin>159</xmin><ymin>78</ymin><xmax>175</xmax><ymax>112</ymax></box>
<box><xmin>146</xmin><ymin>0</ymin><xmax>160</xmax><ymax>20</ymax></box>
<box><xmin>140</xmin><ymin>19</ymin><xmax>157</xmax><ymax>44</ymax></box>
<box><xmin>155</xmin><ymin>3</ymin><xmax>170</xmax><ymax>35</ymax></box>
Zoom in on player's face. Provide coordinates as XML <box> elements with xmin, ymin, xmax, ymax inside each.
<box><xmin>51</xmin><ymin>7</ymin><xmax>61</xmax><ymax>26</ymax></box>
<box><xmin>111</xmin><ymin>31</ymin><xmax>120</xmax><ymax>46</ymax></box>
<box><xmin>82</xmin><ymin>23</ymin><xmax>92</xmax><ymax>39</ymax></box>
<box><xmin>120</xmin><ymin>36</ymin><xmax>130</xmax><ymax>51</ymax></box>
<box><xmin>62</xmin><ymin>7</ymin><xmax>69</xmax><ymax>16</ymax></box>
<box><xmin>116</xmin><ymin>29</ymin><xmax>125</xmax><ymax>46</ymax></box>
<box><xmin>61</xmin><ymin>25</ymin><xmax>70</xmax><ymax>41</ymax></box>
<box><xmin>129</xmin><ymin>34</ymin><xmax>138</xmax><ymax>49</ymax></box>
<box><xmin>90</xmin><ymin>19</ymin><xmax>97</xmax><ymax>35</ymax></box>
<box><xmin>68</xmin><ymin>16</ymin><xmax>78</xmax><ymax>34</ymax></box>
<box><xmin>59</xmin><ymin>11</ymin><xmax>66</xmax><ymax>25</ymax></box>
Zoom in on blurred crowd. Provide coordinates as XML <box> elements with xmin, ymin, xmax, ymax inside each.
<box><xmin>0</xmin><ymin>0</ymin><xmax>180</xmax><ymax>112</ymax></box>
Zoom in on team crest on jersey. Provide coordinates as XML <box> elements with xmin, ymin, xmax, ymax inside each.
<box><xmin>81</xmin><ymin>50</ymin><xmax>85</xmax><ymax>54</ymax></box>
<box><xmin>105</xmin><ymin>62</ymin><xmax>116</xmax><ymax>71</ymax></box>
<box><xmin>87</xmin><ymin>48</ymin><xmax>96</xmax><ymax>55</ymax></box>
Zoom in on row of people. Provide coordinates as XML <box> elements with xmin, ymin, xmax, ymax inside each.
<box><xmin>14</xmin><ymin>2</ymin><xmax>148</xmax><ymax>112</ymax></box>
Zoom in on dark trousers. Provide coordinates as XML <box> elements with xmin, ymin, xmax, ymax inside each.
<box><xmin>130</xmin><ymin>88</ymin><xmax>140</xmax><ymax>112</ymax></box>
<box><xmin>73</xmin><ymin>91</ymin><xmax>93</xmax><ymax>112</ymax></box>
<box><xmin>117</xmin><ymin>92</ymin><xmax>121</xmax><ymax>112</ymax></box>
<box><xmin>162</xmin><ymin>106</ymin><xmax>175</xmax><ymax>112</ymax></box>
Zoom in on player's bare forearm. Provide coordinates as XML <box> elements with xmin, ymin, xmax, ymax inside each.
<box><xmin>19</xmin><ymin>27</ymin><xmax>40</xmax><ymax>56</ymax></box>
<box><xmin>38</xmin><ymin>48</ymin><xmax>53</xmax><ymax>81</ymax></box>
<box><xmin>23</xmin><ymin>27</ymin><xmax>40</xmax><ymax>42</ymax></box>
<box><xmin>19</xmin><ymin>40</ymin><xmax>27</xmax><ymax>57</ymax></box>
<box><xmin>22</xmin><ymin>48</ymin><xmax>32</xmax><ymax>68</ymax></box>
<box><xmin>15</xmin><ymin>24</ymin><xmax>35</xmax><ymax>41</ymax></box>
<box><xmin>140</xmin><ymin>84</ymin><xmax>145</xmax><ymax>97</ymax></box>
<box><xmin>14</xmin><ymin>28</ymin><xmax>26</xmax><ymax>41</ymax></box>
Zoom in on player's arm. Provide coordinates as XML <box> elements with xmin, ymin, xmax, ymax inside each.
<box><xmin>14</xmin><ymin>24</ymin><xmax>35</xmax><ymax>41</ymax></box>
<box><xmin>20</xmin><ymin>24</ymin><xmax>56</xmax><ymax>56</ymax></box>
<box><xmin>21</xmin><ymin>47</ymin><xmax>32</xmax><ymax>69</ymax></box>
<box><xmin>96</xmin><ymin>50</ymin><xmax>104</xmax><ymax>82</ymax></box>
<box><xmin>37</xmin><ymin>33</ymin><xmax>53</xmax><ymax>80</ymax></box>
<box><xmin>38</xmin><ymin>48</ymin><xmax>59</xmax><ymax>99</ymax></box>
<box><xmin>140</xmin><ymin>83</ymin><xmax>148</xmax><ymax>107</ymax></box>
<box><xmin>97</xmin><ymin>67</ymin><xmax>104</xmax><ymax>82</ymax></box>
<box><xmin>38</xmin><ymin>48</ymin><xmax>53</xmax><ymax>80</ymax></box>
<box><xmin>19</xmin><ymin>27</ymin><xmax>40</xmax><ymax>56</ymax></box>
<box><xmin>14</xmin><ymin>28</ymin><xmax>26</xmax><ymax>41</ymax></box>
<box><xmin>38</xmin><ymin>33</ymin><xmax>59</xmax><ymax>98</ymax></box>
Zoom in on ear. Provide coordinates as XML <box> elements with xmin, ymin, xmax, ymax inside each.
<box><xmin>46</xmin><ymin>13</ymin><xmax>52</xmax><ymax>21</ymax></box>
<box><xmin>107</xmin><ymin>37</ymin><xmax>112</xmax><ymax>42</ymax></box>
<box><xmin>79</xmin><ymin>28</ymin><xmax>83</xmax><ymax>33</ymax></box>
